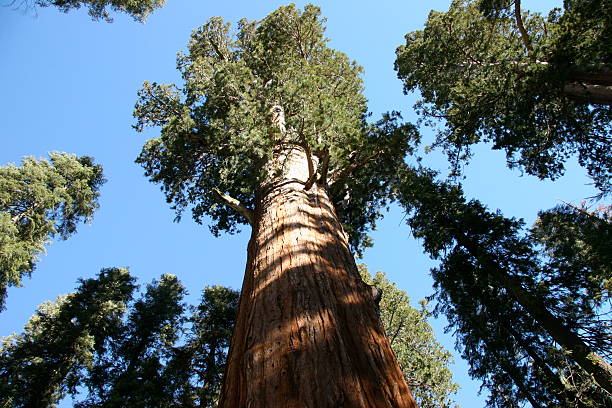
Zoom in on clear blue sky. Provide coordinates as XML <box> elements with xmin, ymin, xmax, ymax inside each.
<box><xmin>0</xmin><ymin>0</ymin><xmax>595</xmax><ymax>406</ymax></box>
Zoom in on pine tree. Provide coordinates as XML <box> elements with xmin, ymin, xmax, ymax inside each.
<box><xmin>396</xmin><ymin>167</ymin><xmax>612</xmax><ymax>405</ymax></box>
<box><xmin>0</xmin><ymin>268</ymin><xmax>136</xmax><ymax>408</ymax></box>
<box><xmin>77</xmin><ymin>274</ymin><xmax>187</xmax><ymax>408</ymax></box>
<box><xmin>176</xmin><ymin>286</ymin><xmax>240</xmax><ymax>407</ymax></box>
<box><xmin>395</xmin><ymin>0</ymin><xmax>611</xmax><ymax>195</ymax></box>
<box><xmin>0</xmin><ymin>153</ymin><xmax>104</xmax><ymax>310</ymax></box>
<box><xmin>134</xmin><ymin>5</ymin><xmax>418</xmax><ymax>406</ymax></box>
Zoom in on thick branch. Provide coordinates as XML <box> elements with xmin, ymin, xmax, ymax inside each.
<box><xmin>563</xmin><ymin>83</ymin><xmax>612</xmax><ymax>106</ymax></box>
<box><xmin>513</xmin><ymin>0</ymin><xmax>533</xmax><ymax>58</ymax></box>
<box><xmin>211</xmin><ymin>189</ymin><xmax>254</xmax><ymax>226</ymax></box>
<box><xmin>269</xmin><ymin>104</ymin><xmax>286</xmax><ymax>137</ymax></box>
<box><xmin>209</xmin><ymin>39</ymin><xmax>227</xmax><ymax>61</ymax></box>
<box><xmin>568</xmin><ymin>68</ymin><xmax>612</xmax><ymax>86</ymax></box>
<box><xmin>318</xmin><ymin>150</ymin><xmax>331</xmax><ymax>186</ymax></box>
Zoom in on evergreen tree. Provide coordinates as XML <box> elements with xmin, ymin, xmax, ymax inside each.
<box><xmin>395</xmin><ymin>0</ymin><xmax>611</xmax><ymax>195</ymax></box>
<box><xmin>19</xmin><ymin>0</ymin><xmax>166</xmax><ymax>22</ymax></box>
<box><xmin>77</xmin><ymin>274</ymin><xmax>187</xmax><ymax>408</ymax></box>
<box><xmin>358</xmin><ymin>265</ymin><xmax>459</xmax><ymax>408</ymax></box>
<box><xmin>0</xmin><ymin>153</ymin><xmax>104</xmax><ymax>310</ymax></box>
<box><xmin>396</xmin><ymin>167</ymin><xmax>612</xmax><ymax>405</ymax></box>
<box><xmin>164</xmin><ymin>286</ymin><xmax>240</xmax><ymax>407</ymax></box>
<box><xmin>0</xmin><ymin>268</ymin><xmax>136</xmax><ymax>408</ymax></box>
<box><xmin>532</xmin><ymin>203</ymin><xmax>611</xmax><ymax>344</ymax></box>
<box><xmin>134</xmin><ymin>5</ymin><xmax>418</xmax><ymax>407</ymax></box>
<box><xmin>2</xmin><ymin>266</ymin><xmax>464</xmax><ymax>407</ymax></box>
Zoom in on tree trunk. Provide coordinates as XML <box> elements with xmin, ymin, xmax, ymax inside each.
<box><xmin>219</xmin><ymin>148</ymin><xmax>416</xmax><ymax>408</ymax></box>
<box><xmin>455</xmin><ymin>233</ymin><xmax>612</xmax><ymax>395</ymax></box>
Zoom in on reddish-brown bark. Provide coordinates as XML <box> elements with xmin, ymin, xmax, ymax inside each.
<box><xmin>219</xmin><ymin>148</ymin><xmax>416</xmax><ymax>408</ymax></box>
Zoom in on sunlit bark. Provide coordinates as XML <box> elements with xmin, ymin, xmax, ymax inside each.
<box><xmin>219</xmin><ymin>148</ymin><xmax>416</xmax><ymax>408</ymax></box>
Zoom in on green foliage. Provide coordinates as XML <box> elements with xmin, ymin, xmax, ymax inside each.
<box><xmin>395</xmin><ymin>0</ymin><xmax>612</xmax><ymax>195</ymax></box>
<box><xmin>78</xmin><ymin>274</ymin><xmax>188</xmax><ymax>407</ymax></box>
<box><xmin>0</xmin><ymin>270</ymin><xmax>239</xmax><ymax>408</ymax></box>
<box><xmin>359</xmin><ymin>265</ymin><xmax>459</xmax><ymax>408</ymax></box>
<box><xmin>134</xmin><ymin>4</ymin><xmax>416</xmax><ymax>253</ymax></box>
<box><xmin>396</xmin><ymin>167</ymin><xmax>612</xmax><ymax>407</ymax></box>
<box><xmin>0</xmin><ymin>268</ymin><xmax>136</xmax><ymax>408</ymax></box>
<box><xmin>34</xmin><ymin>0</ymin><xmax>166</xmax><ymax>22</ymax></box>
<box><xmin>0</xmin><ymin>153</ymin><xmax>104</xmax><ymax>310</ymax></box>
<box><xmin>167</xmin><ymin>286</ymin><xmax>240</xmax><ymax>407</ymax></box>
<box><xmin>532</xmin><ymin>204</ymin><xmax>612</xmax><ymax>354</ymax></box>
<box><xmin>75</xmin><ymin>279</ymin><xmax>238</xmax><ymax>408</ymax></box>
<box><xmin>2</xmin><ymin>266</ymin><xmax>463</xmax><ymax>407</ymax></box>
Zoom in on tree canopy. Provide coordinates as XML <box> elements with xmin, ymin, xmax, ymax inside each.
<box><xmin>0</xmin><ymin>153</ymin><xmax>104</xmax><ymax>310</ymax></box>
<box><xmin>0</xmin><ymin>265</ymin><xmax>463</xmax><ymax>407</ymax></box>
<box><xmin>0</xmin><ymin>268</ymin><xmax>136</xmax><ymax>408</ymax></box>
<box><xmin>0</xmin><ymin>269</ymin><xmax>240</xmax><ymax>408</ymax></box>
<box><xmin>396</xmin><ymin>167</ymin><xmax>612</xmax><ymax>406</ymax></box>
<box><xmin>134</xmin><ymin>4</ymin><xmax>417</xmax><ymax>254</ymax></box>
<box><xmin>28</xmin><ymin>0</ymin><xmax>166</xmax><ymax>22</ymax></box>
<box><xmin>395</xmin><ymin>0</ymin><xmax>612</xmax><ymax>196</ymax></box>
<box><xmin>359</xmin><ymin>265</ymin><xmax>459</xmax><ymax>408</ymax></box>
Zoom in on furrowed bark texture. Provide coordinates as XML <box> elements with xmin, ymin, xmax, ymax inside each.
<box><xmin>219</xmin><ymin>148</ymin><xmax>416</xmax><ymax>408</ymax></box>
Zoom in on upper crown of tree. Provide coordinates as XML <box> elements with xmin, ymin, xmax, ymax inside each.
<box><xmin>134</xmin><ymin>4</ymin><xmax>416</xmax><ymax>253</ymax></box>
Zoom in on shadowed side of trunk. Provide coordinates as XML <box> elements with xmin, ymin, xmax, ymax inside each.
<box><xmin>219</xmin><ymin>148</ymin><xmax>416</xmax><ymax>408</ymax></box>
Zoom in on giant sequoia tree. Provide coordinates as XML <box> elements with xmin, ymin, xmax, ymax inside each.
<box><xmin>395</xmin><ymin>0</ymin><xmax>612</xmax><ymax>195</ymax></box>
<box><xmin>134</xmin><ymin>5</ymin><xmax>417</xmax><ymax>407</ymax></box>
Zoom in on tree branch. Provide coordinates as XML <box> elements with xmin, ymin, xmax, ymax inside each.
<box><xmin>513</xmin><ymin>0</ymin><xmax>533</xmax><ymax>59</ymax></box>
<box><xmin>299</xmin><ymin>131</ymin><xmax>317</xmax><ymax>191</ymax></box>
<box><xmin>563</xmin><ymin>83</ymin><xmax>612</xmax><ymax>106</ymax></box>
<box><xmin>317</xmin><ymin>150</ymin><xmax>331</xmax><ymax>186</ymax></box>
<box><xmin>211</xmin><ymin>189</ymin><xmax>254</xmax><ymax>226</ymax></box>
<box><xmin>209</xmin><ymin>38</ymin><xmax>227</xmax><ymax>61</ymax></box>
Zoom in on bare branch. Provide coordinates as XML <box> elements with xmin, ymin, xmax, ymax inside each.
<box><xmin>514</xmin><ymin>0</ymin><xmax>533</xmax><ymax>59</ymax></box>
<box><xmin>211</xmin><ymin>188</ymin><xmax>254</xmax><ymax>226</ymax></box>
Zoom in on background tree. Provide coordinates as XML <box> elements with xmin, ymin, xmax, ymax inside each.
<box><xmin>395</xmin><ymin>0</ymin><xmax>612</xmax><ymax>196</ymax></box>
<box><xmin>134</xmin><ymin>5</ymin><xmax>418</xmax><ymax>407</ymax></box>
<box><xmin>78</xmin><ymin>279</ymin><xmax>238</xmax><ymax>408</ymax></box>
<box><xmin>11</xmin><ymin>0</ymin><xmax>166</xmax><ymax>22</ymax></box>
<box><xmin>171</xmin><ymin>286</ymin><xmax>240</xmax><ymax>407</ymax></box>
<box><xmin>396</xmin><ymin>167</ymin><xmax>612</xmax><ymax>406</ymax></box>
<box><xmin>359</xmin><ymin>265</ymin><xmax>460</xmax><ymax>408</ymax></box>
<box><xmin>0</xmin><ymin>271</ymin><xmax>239</xmax><ymax>408</ymax></box>
<box><xmin>532</xmin><ymin>203</ymin><xmax>611</xmax><ymax>337</ymax></box>
<box><xmin>2</xmin><ymin>265</ymin><xmax>464</xmax><ymax>408</ymax></box>
<box><xmin>0</xmin><ymin>153</ymin><xmax>104</xmax><ymax>310</ymax></box>
<box><xmin>77</xmin><ymin>273</ymin><xmax>187</xmax><ymax>408</ymax></box>
<box><xmin>0</xmin><ymin>268</ymin><xmax>136</xmax><ymax>408</ymax></box>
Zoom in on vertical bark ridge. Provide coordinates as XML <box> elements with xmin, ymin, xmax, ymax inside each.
<box><xmin>220</xmin><ymin>149</ymin><xmax>415</xmax><ymax>408</ymax></box>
